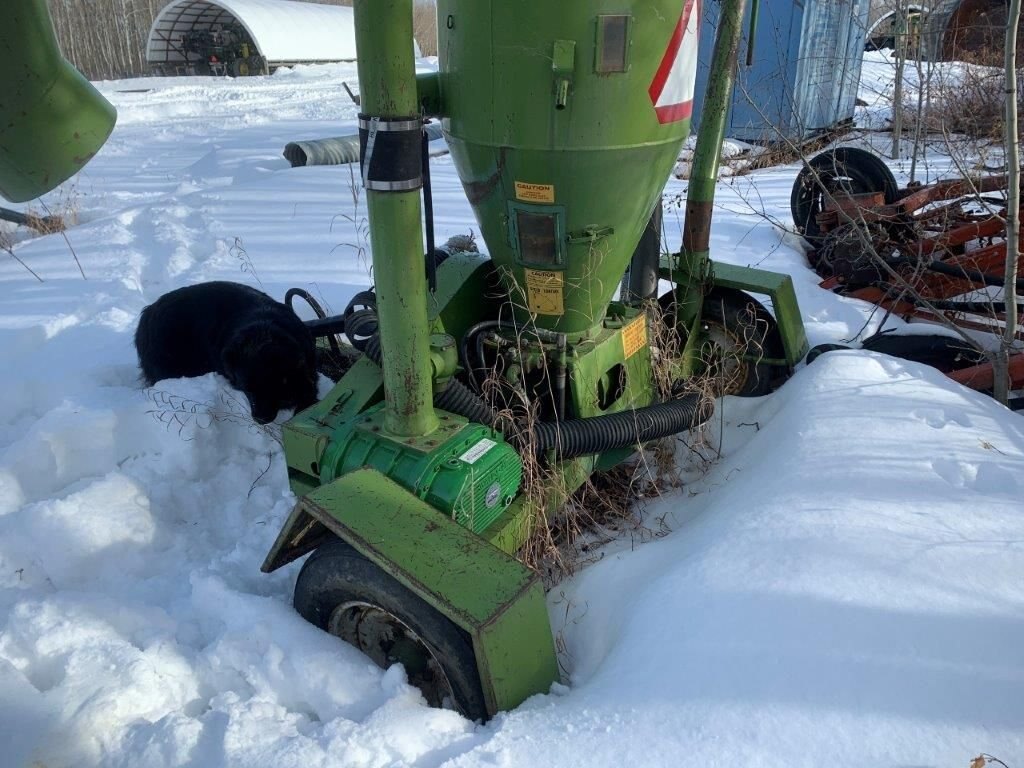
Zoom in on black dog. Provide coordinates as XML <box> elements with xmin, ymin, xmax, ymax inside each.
<box><xmin>135</xmin><ymin>281</ymin><xmax>318</xmax><ymax>424</ymax></box>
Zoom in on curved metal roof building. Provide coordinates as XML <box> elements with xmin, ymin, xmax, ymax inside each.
<box><xmin>146</xmin><ymin>0</ymin><xmax>358</xmax><ymax>74</ymax></box>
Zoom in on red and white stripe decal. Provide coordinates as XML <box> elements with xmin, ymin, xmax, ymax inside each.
<box><xmin>648</xmin><ymin>0</ymin><xmax>701</xmax><ymax>124</ymax></box>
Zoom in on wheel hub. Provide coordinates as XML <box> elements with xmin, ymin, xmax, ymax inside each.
<box><xmin>700</xmin><ymin>319</ymin><xmax>750</xmax><ymax>395</ymax></box>
<box><xmin>329</xmin><ymin>601</ymin><xmax>458</xmax><ymax>710</ymax></box>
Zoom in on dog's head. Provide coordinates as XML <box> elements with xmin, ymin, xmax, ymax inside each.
<box><xmin>222</xmin><ymin>323</ymin><xmax>318</xmax><ymax>424</ymax></box>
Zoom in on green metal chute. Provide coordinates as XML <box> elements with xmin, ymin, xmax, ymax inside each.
<box><xmin>0</xmin><ymin>0</ymin><xmax>117</xmax><ymax>203</ymax></box>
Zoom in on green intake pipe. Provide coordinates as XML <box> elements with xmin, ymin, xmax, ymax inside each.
<box><xmin>0</xmin><ymin>0</ymin><xmax>116</xmax><ymax>203</ymax></box>
<box><xmin>682</xmin><ymin>0</ymin><xmax>748</xmax><ymax>262</ymax></box>
<box><xmin>353</xmin><ymin>0</ymin><xmax>439</xmax><ymax>438</ymax></box>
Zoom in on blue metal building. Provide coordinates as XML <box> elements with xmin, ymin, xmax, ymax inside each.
<box><xmin>691</xmin><ymin>0</ymin><xmax>872</xmax><ymax>143</ymax></box>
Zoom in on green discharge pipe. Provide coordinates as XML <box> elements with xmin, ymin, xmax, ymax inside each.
<box><xmin>745</xmin><ymin>0</ymin><xmax>760</xmax><ymax>67</ymax></box>
<box><xmin>352</xmin><ymin>0</ymin><xmax>439</xmax><ymax>438</ymax></box>
<box><xmin>0</xmin><ymin>0</ymin><xmax>116</xmax><ymax>203</ymax></box>
<box><xmin>682</xmin><ymin>0</ymin><xmax>748</xmax><ymax>265</ymax></box>
<box><xmin>676</xmin><ymin>0</ymin><xmax>749</xmax><ymax>376</ymax></box>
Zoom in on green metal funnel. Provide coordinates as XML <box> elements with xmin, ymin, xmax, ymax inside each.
<box><xmin>0</xmin><ymin>0</ymin><xmax>117</xmax><ymax>203</ymax></box>
<box><xmin>437</xmin><ymin>0</ymin><xmax>700</xmax><ymax>334</ymax></box>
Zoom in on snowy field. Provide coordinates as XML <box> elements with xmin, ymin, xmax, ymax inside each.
<box><xmin>1</xmin><ymin>54</ymin><xmax>1022</xmax><ymax>767</ymax></box>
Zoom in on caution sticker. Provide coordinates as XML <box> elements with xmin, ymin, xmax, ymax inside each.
<box><xmin>514</xmin><ymin>181</ymin><xmax>555</xmax><ymax>203</ymax></box>
<box><xmin>621</xmin><ymin>314</ymin><xmax>648</xmax><ymax>359</ymax></box>
<box><xmin>524</xmin><ymin>269</ymin><xmax>564</xmax><ymax>315</ymax></box>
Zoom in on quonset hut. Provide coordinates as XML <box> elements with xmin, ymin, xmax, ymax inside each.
<box><xmin>146</xmin><ymin>0</ymin><xmax>358</xmax><ymax>76</ymax></box>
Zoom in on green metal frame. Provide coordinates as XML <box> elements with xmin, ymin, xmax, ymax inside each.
<box><xmin>263</xmin><ymin>469</ymin><xmax>558</xmax><ymax>717</ymax></box>
<box><xmin>659</xmin><ymin>256</ymin><xmax>809</xmax><ymax>367</ymax></box>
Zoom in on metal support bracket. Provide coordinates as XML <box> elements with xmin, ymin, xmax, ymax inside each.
<box><xmin>659</xmin><ymin>256</ymin><xmax>809</xmax><ymax>367</ymax></box>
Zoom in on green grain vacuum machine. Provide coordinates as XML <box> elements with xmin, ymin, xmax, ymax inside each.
<box><xmin>262</xmin><ymin>0</ymin><xmax>808</xmax><ymax>721</ymax></box>
<box><xmin>1</xmin><ymin>0</ymin><xmax>810</xmax><ymax>724</ymax></box>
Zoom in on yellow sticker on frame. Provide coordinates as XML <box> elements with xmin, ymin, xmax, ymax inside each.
<box><xmin>621</xmin><ymin>314</ymin><xmax>648</xmax><ymax>359</ymax></box>
<box><xmin>514</xmin><ymin>181</ymin><xmax>555</xmax><ymax>203</ymax></box>
<box><xmin>524</xmin><ymin>269</ymin><xmax>564</xmax><ymax>315</ymax></box>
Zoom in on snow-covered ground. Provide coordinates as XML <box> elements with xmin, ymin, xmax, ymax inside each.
<box><xmin>1</xmin><ymin>58</ymin><xmax>1022</xmax><ymax>767</ymax></box>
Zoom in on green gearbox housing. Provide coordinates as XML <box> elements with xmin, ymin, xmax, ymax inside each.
<box><xmin>317</xmin><ymin>404</ymin><xmax>523</xmax><ymax>534</ymax></box>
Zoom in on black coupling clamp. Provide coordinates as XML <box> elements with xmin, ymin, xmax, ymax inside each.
<box><xmin>358</xmin><ymin>115</ymin><xmax>423</xmax><ymax>192</ymax></box>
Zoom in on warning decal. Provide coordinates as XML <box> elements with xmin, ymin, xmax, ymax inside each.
<box><xmin>460</xmin><ymin>438</ymin><xmax>497</xmax><ymax>465</ymax></box>
<box><xmin>515</xmin><ymin>181</ymin><xmax>555</xmax><ymax>203</ymax></box>
<box><xmin>524</xmin><ymin>269</ymin><xmax>564</xmax><ymax>315</ymax></box>
<box><xmin>621</xmin><ymin>314</ymin><xmax>648</xmax><ymax>359</ymax></box>
<box><xmin>648</xmin><ymin>0</ymin><xmax>700</xmax><ymax>124</ymax></box>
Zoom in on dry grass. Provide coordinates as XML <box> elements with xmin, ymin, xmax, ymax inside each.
<box><xmin>475</xmin><ymin>283</ymin><xmax>717</xmax><ymax>585</ymax></box>
<box><xmin>0</xmin><ymin>183</ymin><xmax>80</xmax><ymax>281</ymax></box>
<box><xmin>905</xmin><ymin>51</ymin><xmax>1023</xmax><ymax>144</ymax></box>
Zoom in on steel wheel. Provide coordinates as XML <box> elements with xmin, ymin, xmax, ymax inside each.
<box><xmin>329</xmin><ymin>600</ymin><xmax>458</xmax><ymax>710</ymax></box>
<box><xmin>699</xmin><ymin>289</ymin><xmax>779</xmax><ymax>396</ymax></box>
<box><xmin>294</xmin><ymin>537</ymin><xmax>488</xmax><ymax>720</ymax></box>
<box><xmin>658</xmin><ymin>288</ymin><xmax>783</xmax><ymax>397</ymax></box>
<box><xmin>790</xmin><ymin>147</ymin><xmax>898</xmax><ymax>245</ymax></box>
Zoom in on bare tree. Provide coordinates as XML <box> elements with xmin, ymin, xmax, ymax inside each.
<box><xmin>996</xmin><ymin>0</ymin><xmax>1022</xmax><ymax>404</ymax></box>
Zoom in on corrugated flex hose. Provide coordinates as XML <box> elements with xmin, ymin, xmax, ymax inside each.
<box><xmin>532</xmin><ymin>396</ymin><xmax>710</xmax><ymax>458</ymax></box>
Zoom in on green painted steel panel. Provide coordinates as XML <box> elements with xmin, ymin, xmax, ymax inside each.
<box><xmin>473</xmin><ymin>578</ymin><xmax>558</xmax><ymax>714</ymax></box>
<box><xmin>0</xmin><ymin>0</ymin><xmax>116</xmax><ymax>202</ymax></box>
<box><xmin>437</xmin><ymin>0</ymin><xmax>699</xmax><ymax>334</ymax></box>
<box><xmin>298</xmin><ymin>469</ymin><xmax>559</xmax><ymax>715</ymax></box>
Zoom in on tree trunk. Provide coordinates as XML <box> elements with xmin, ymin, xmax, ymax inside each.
<box><xmin>997</xmin><ymin>0</ymin><xmax>1022</xmax><ymax>404</ymax></box>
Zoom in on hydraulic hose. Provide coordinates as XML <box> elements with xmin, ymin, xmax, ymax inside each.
<box><xmin>286</xmin><ymin>287</ymin><xmax>343</xmax><ymax>358</ymax></box>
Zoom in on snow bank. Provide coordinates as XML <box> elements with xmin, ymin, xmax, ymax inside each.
<box><xmin>0</xmin><ymin>60</ymin><xmax>1021</xmax><ymax>767</ymax></box>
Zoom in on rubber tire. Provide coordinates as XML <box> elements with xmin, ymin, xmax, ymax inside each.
<box><xmin>806</xmin><ymin>343</ymin><xmax>852</xmax><ymax>364</ymax></box>
<box><xmin>790</xmin><ymin>147</ymin><xmax>899</xmax><ymax>244</ymax></box>
<box><xmin>293</xmin><ymin>537</ymin><xmax>489</xmax><ymax>721</ymax></box>
<box><xmin>861</xmin><ymin>333</ymin><xmax>986</xmax><ymax>373</ymax></box>
<box><xmin>660</xmin><ymin>288</ymin><xmax>784</xmax><ymax>397</ymax></box>
<box><xmin>700</xmin><ymin>288</ymin><xmax>784</xmax><ymax>396</ymax></box>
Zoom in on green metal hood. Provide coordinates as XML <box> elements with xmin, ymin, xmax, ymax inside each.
<box><xmin>0</xmin><ymin>0</ymin><xmax>117</xmax><ymax>203</ymax></box>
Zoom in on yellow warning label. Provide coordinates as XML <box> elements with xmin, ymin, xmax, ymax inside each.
<box><xmin>514</xmin><ymin>181</ymin><xmax>555</xmax><ymax>203</ymax></box>
<box><xmin>524</xmin><ymin>269</ymin><xmax>564</xmax><ymax>315</ymax></box>
<box><xmin>622</xmin><ymin>314</ymin><xmax>648</xmax><ymax>359</ymax></box>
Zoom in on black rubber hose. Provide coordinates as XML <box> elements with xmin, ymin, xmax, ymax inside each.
<box><xmin>286</xmin><ymin>287</ymin><xmax>343</xmax><ymax>359</ymax></box>
<box><xmin>459</xmin><ymin>320</ymin><xmax>502</xmax><ymax>393</ymax></box>
<box><xmin>532</xmin><ymin>395</ymin><xmax>710</xmax><ymax>459</ymax></box>
<box><xmin>344</xmin><ymin>308</ymin><xmax>380</xmax><ymax>352</ymax></box>
<box><xmin>304</xmin><ymin>315</ymin><xmax>348</xmax><ymax>335</ymax></box>
<box><xmin>354</xmin><ymin>324</ymin><xmax>500</xmax><ymax>428</ymax></box>
<box><xmin>434</xmin><ymin>377</ymin><xmax>502</xmax><ymax>428</ymax></box>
